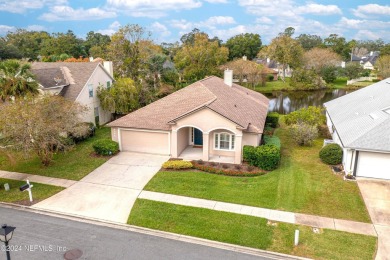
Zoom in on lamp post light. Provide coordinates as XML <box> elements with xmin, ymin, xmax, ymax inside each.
<box><xmin>0</xmin><ymin>224</ymin><xmax>16</xmax><ymax>260</ymax></box>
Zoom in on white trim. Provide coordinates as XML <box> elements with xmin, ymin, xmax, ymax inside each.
<box><xmin>214</xmin><ymin>132</ymin><xmax>235</xmax><ymax>151</ymax></box>
<box><xmin>168</xmin><ymin>131</ymin><xmax>171</xmax><ymax>156</ymax></box>
<box><xmin>119</xmin><ymin>128</ymin><xmax>170</xmax><ymax>134</ymax></box>
<box><xmin>174</xmin><ymin>125</ymin><xmax>204</xmax><ymax>133</ymax></box>
<box><xmin>118</xmin><ymin>128</ymin><xmax>122</xmax><ymax>151</ymax></box>
<box><xmin>205</xmin><ymin>127</ymin><xmax>237</xmax><ymax>134</ymax></box>
<box><xmin>189</xmin><ymin>127</ymin><xmax>194</xmax><ymax>145</ymax></box>
<box><xmin>118</xmin><ymin>127</ymin><xmax>170</xmax><ymax>154</ymax></box>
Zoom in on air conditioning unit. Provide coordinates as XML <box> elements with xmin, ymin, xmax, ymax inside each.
<box><xmin>323</xmin><ymin>139</ymin><xmax>335</xmax><ymax>147</ymax></box>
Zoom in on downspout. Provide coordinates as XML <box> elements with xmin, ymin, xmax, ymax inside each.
<box><xmin>352</xmin><ymin>150</ymin><xmax>359</xmax><ymax>177</ymax></box>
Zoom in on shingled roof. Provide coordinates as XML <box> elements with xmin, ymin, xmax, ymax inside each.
<box><xmin>31</xmin><ymin>62</ymin><xmax>106</xmax><ymax>101</ymax></box>
<box><xmin>109</xmin><ymin>76</ymin><xmax>269</xmax><ymax>134</ymax></box>
<box><xmin>324</xmin><ymin>78</ymin><xmax>390</xmax><ymax>151</ymax></box>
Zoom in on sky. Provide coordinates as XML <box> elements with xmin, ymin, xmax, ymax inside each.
<box><xmin>0</xmin><ymin>0</ymin><xmax>389</xmax><ymax>44</ymax></box>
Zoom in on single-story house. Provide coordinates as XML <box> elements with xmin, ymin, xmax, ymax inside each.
<box><xmin>108</xmin><ymin>70</ymin><xmax>269</xmax><ymax>164</ymax></box>
<box><xmin>324</xmin><ymin>77</ymin><xmax>390</xmax><ymax>180</ymax></box>
<box><xmin>32</xmin><ymin>61</ymin><xmax>114</xmax><ymax>126</ymax></box>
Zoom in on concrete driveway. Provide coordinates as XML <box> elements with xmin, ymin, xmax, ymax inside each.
<box><xmin>357</xmin><ymin>178</ymin><xmax>390</xmax><ymax>260</ymax></box>
<box><xmin>32</xmin><ymin>152</ymin><xmax>169</xmax><ymax>223</ymax></box>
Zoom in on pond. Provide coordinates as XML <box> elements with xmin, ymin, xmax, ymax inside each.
<box><xmin>264</xmin><ymin>89</ymin><xmax>354</xmax><ymax>114</ymax></box>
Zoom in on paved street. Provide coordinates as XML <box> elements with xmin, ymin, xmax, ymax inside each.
<box><xmin>0</xmin><ymin>207</ymin><xmax>282</xmax><ymax>260</ymax></box>
<box><xmin>32</xmin><ymin>152</ymin><xmax>169</xmax><ymax>223</ymax></box>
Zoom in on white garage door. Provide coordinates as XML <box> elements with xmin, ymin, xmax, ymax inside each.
<box><xmin>120</xmin><ymin>130</ymin><xmax>170</xmax><ymax>155</ymax></box>
<box><xmin>356</xmin><ymin>151</ymin><xmax>390</xmax><ymax>180</ymax></box>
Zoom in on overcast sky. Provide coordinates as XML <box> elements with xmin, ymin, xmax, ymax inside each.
<box><xmin>0</xmin><ymin>0</ymin><xmax>389</xmax><ymax>44</ymax></box>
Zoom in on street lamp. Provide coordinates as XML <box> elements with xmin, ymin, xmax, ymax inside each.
<box><xmin>0</xmin><ymin>224</ymin><xmax>16</xmax><ymax>260</ymax></box>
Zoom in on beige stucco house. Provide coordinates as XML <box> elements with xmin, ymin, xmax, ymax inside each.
<box><xmin>32</xmin><ymin>61</ymin><xmax>114</xmax><ymax>126</ymax></box>
<box><xmin>108</xmin><ymin>70</ymin><xmax>269</xmax><ymax>164</ymax></box>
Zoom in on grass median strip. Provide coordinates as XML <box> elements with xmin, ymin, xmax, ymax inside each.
<box><xmin>0</xmin><ymin>127</ymin><xmax>111</xmax><ymax>180</ymax></box>
<box><xmin>144</xmin><ymin>125</ymin><xmax>370</xmax><ymax>223</ymax></box>
<box><xmin>0</xmin><ymin>178</ymin><xmax>64</xmax><ymax>205</ymax></box>
<box><xmin>128</xmin><ymin>199</ymin><xmax>377</xmax><ymax>260</ymax></box>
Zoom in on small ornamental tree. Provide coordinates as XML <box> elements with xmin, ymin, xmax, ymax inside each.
<box><xmin>289</xmin><ymin>122</ymin><xmax>318</xmax><ymax>146</ymax></box>
<box><xmin>0</xmin><ymin>95</ymin><xmax>88</xmax><ymax>166</ymax></box>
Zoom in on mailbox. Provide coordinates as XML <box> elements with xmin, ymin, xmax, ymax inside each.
<box><xmin>19</xmin><ymin>183</ymin><xmax>30</xmax><ymax>191</ymax></box>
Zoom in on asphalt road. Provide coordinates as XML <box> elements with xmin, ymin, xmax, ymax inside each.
<box><xmin>0</xmin><ymin>207</ymin><xmax>282</xmax><ymax>260</ymax></box>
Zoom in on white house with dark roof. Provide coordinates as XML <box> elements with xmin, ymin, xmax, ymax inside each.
<box><xmin>32</xmin><ymin>61</ymin><xmax>114</xmax><ymax>126</ymax></box>
<box><xmin>324</xmin><ymin>78</ymin><xmax>390</xmax><ymax>180</ymax></box>
<box><xmin>108</xmin><ymin>70</ymin><xmax>269</xmax><ymax>164</ymax></box>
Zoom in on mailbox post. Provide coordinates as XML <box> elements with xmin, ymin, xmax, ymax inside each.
<box><xmin>19</xmin><ymin>180</ymin><xmax>33</xmax><ymax>202</ymax></box>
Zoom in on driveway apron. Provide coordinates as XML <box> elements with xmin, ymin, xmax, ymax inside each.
<box><xmin>32</xmin><ymin>152</ymin><xmax>169</xmax><ymax>223</ymax></box>
<box><xmin>357</xmin><ymin>178</ymin><xmax>390</xmax><ymax>260</ymax></box>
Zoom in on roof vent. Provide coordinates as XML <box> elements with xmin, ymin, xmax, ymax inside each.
<box><xmin>369</xmin><ymin>113</ymin><xmax>378</xmax><ymax>120</ymax></box>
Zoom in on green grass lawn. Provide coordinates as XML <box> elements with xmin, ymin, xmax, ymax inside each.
<box><xmin>250</xmin><ymin>78</ymin><xmax>293</xmax><ymax>93</ymax></box>
<box><xmin>0</xmin><ymin>127</ymin><xmax>111</xmax><ymax>180</ymax></box>
<box><xmin>129</xmin><ymin>199</ymin><xmax>377</xmax><ymax>260</ymax></box>
<box><xmin>0</xmin><ymin>178</ymin><xmax>64</xmax><ymax>205</ymax></box>
<box><xmin>144</xmin><ymin>124</ymin><xmax>371</xmax><ymax>223</ymax></box>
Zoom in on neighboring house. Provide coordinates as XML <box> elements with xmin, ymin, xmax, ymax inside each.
<box><xmin>351</xmin><ymin>51</ymin><xmax>380</xmax><ymax>70</ymax></box>
<box><xmin>262</xmin><ymin>67</ymin><xmax>278</xmax><ymax>81</ymax></box>
<box><xmin>108</xmin><ymin>70</ymin><xmax>269</xmax><ymax>164</ymax></box>
<box><xmin>324</xmin><ymin>78</ymin><xmax>390</xmax><ymax>180</ymax></box>
<box><xmin>32</xmin><ymin>61</ymin><xmax>115</xmax><ymax>126</ymax></box>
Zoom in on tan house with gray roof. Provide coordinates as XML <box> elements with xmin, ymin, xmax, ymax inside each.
<box><xmin>32</xmin><ymin>61</ymin><xmax>114</xmax><ymax>126</ymax></box>
<box><xmin>108</xmin><ymin>70</ymin><xmax>269</xmax><ymax>164</ymax></box>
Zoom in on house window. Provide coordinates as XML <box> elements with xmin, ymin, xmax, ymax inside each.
<box><xmin>106</xmin><ymin>81</ymin><xmax>111</xmax><ymax>89</ymax></box>
<box><xmin>214</xmin><ymin>132</ymin><xmax>235</xmax><ymax>150</ymax></box>
<box><xmin>88</xmin><ymin>84</ymin><xmax>93</xmax><ymax>97</ymax></box>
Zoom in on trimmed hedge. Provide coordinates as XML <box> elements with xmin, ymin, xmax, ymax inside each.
<box><xmin>266</xmin><ymin>112</ymin><xmax>279</xmax><ymax>128</ymax></box>
<box><xmin>162</xmin><ymin>161</ymin><xmax>193</xmax><ymax>169</ymax></box>
<box><xmin>92</xmin><ymin>139</ymin><xmax>119</xmax><ymax>156</ymax></box>
<box><xmin>319</xmin><ymin>143</ymin><xmax>343</xmax><ymax>165</ymax></box>
<box><xmin>243</xmin><ymin>144</ymin><xmax>281</xmax><ymax>171</ymax></box>
<box><xmin>263</xmin><ymin>135</ymin><xmax>281</xmax><ymax>149</ymax></box>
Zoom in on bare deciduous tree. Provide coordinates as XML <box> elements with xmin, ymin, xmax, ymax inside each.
<box><xmin>303</xmin><ymin>48</ymin><xmax>341</xmax><ymax>73</ymax></box>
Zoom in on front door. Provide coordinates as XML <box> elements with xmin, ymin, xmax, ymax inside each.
<box><xmin>194</xmin><ymin>128</ymin><xmax>203</xmax><ymax>146</ymax></box>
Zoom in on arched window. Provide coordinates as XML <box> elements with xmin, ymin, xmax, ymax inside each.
<box><xmin>214</xmin><ymin>132</ymin><xmax>235</xmax><ymax>151</ymax></box>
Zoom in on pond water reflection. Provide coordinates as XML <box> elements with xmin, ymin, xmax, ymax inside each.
<box><xmin>265</xmin><ymin>89</ymin><xmax>354</xmax><ymax>114</ymax></box>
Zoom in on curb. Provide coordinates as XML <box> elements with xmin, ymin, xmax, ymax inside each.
<box><xmin>0</xmin><ymin>202</ymin><xmax>310</xmax><ymax>260</ymax></box>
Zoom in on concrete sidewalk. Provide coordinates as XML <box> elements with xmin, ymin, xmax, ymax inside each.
<box><xmin>0</xmin><ymin>170</ymin><xmax>77</xmax><ymax>188</ymax></box>
<box><xmin>139</xmin><ymin>190</ymin><xmax>377</xmax><ymax>237</ymax></box>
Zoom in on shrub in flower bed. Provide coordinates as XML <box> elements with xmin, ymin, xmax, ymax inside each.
<box><xmin>162</xmin><ymin>160</ymin><xmax>193</xmax><ymax>169</ymax></box>
<box><xmin>192</xmin><ymin>161</ymin><xmax>266</xmax><ymax>177</ymax></box>
<box><xmin>243</xmin><ymin>144</ymin><xmax>281</xmax><ymax>171</ymax></box>
<box><xmin>92</xmin><ymin>139</ymin><xmax>119</xmax><ymax>156</ymax></box>
<box><xmin>319</xmin><ymin>144</ymin><xmax>343</xmax><ymax>165</ymax></box>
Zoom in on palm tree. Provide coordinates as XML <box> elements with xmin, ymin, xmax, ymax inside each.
<box><xmin>0</xmin><ymin>60</ymin><xmax>38</xmax><ymax>102</ymax></box>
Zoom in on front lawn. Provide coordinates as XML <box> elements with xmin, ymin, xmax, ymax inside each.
<box><xmin>144</xmin><ymin>124</ymin><xmax>371</xmax><ymax>222</ymax></box>
<box><xmin>0</xmin><ymin>127</ymin><xmax>111</xmax><ymax>180</ymax></box>
<box><xmin>0</xmin><ymin>178</ymin><xmax>64</xmax><ymax>205</ymax></box>
<box><xmin>129</xmin><ymin>199</ymin><xmax>377</xmax><ymax>260</ymax></box>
